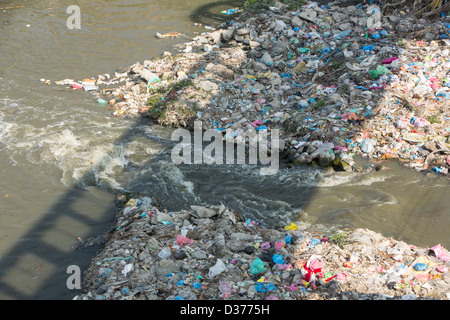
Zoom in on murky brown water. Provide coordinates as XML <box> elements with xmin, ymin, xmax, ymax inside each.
<box><xmin>0</xmin><ymin>0</ymin><xmax>449</xmax><ymax>300</ymax></box>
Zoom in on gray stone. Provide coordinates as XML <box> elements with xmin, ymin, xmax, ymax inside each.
<box><xmin>297</xmin><ymin>9</ymin><xmax>317</xmax><ymax>23</ymax></box>
<box><xmin>157</xmin><ymin>259</ymin><xmax>181</xmax><ymax>276</ymax></box>
<box><xmin>192</xmin><ymin>250</ymin><xmax>208</xmax><ymax>259</ymax></box>
<box><xmin>339</xmin><ymin>22</ymin><xmax>353</xmax><ymax>31</ymax></box>
<box><xmin>195</xmin><ymin>81</ymin><xmax>219</xmax><ymax>92</ymax></box>
<box><xmin>291</xmin><ymin>15</ymin><xmax>304</xmax><ymax>28</ymax></box>
<box><xmin>237</xmin><ymin>28</ymin><xmax>250</xmax><ymax>36</ymax></box>
<box><xmin>261</xmin><ymin>52</ymin><xmax>273</xmax><ymax>65</ymax></box>
<box><xmin>221</xmin><ymin>28</ymin><xmax>235</xmax><ymax>42</ymax></box>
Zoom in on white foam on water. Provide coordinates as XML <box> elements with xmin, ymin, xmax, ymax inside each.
<box><xmin>151</xmin><ymin>160</ymin><xmax>198</xmax><ymax>199</ymax></box>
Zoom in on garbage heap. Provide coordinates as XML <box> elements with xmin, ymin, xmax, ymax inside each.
<box><xmin>51</xmin><ymin>1</ymin><xmax>450</xmax><ymax>175</ymax></box>
<box><xmin>73</xmin><ymin>196</ymin><xmax>450</xmax><ymax>300</ymax></box>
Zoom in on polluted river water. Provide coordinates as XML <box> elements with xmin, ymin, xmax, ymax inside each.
<box><xmin>0</xmin><ymin>0</ymin><xmax>449</xmax><ymax>300</ymax></box>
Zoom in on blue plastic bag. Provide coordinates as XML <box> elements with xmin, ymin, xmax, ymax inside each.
<box><xmin>362</xmin><ymin>44</ymin><xmax>374</xmax><ymax>52</ymax></box>
<box><xmin>249</xmin><ymin>258</ymin><xmax>266</xmax><ymax>274</ymax></box>
<box><xmin>192</xmin><ymin>282</ymin><xmax>203</xmax><ymax>289</ymax></box>
<box><xmin>255</xmin><ymin>283</ymin><xmax>276</xmax><ymax>293</ymax></box>
<box><xmin>272</xmin><ymin>254</ymin><xmax>285</xmax><ymax>264</ymax></box>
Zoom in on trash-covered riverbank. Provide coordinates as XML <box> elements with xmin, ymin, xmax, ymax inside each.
<box><xmin>73</xmin><ymin>195</ymin><xmax>450</xmax><ymax>300</ymax></box>
<box><xmin>49</xmin><ymin>0</ymin><xmax>450</xmax><ymax>175</ymax></box>
<box><xmin>46</xmin><ymin>0</ymin><xmax>450</xmax><ymax>300</ymax></box>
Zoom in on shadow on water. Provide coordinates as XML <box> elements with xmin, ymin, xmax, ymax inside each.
<box><xmin>189</xmin><ymin>0</ymin><xmax>245</xmax><ymax>26</ymax></box>
<box><xmin>0</xmin><ymin>122</ymin><xmax>147</xmax><ymax>299</ymax></box>
<box><xmin>0</xmin><ymin>0</ymin><xmax>252</xmax><ymax>300</ymax></box>
<box><xmin>0</xmin><ymin>0</ymin><xmax>448</xmax><ymax>300</ymax></box>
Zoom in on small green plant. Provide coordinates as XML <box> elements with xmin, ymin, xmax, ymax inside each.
<box><xmin>147</xmin><ymin>94</ymin><xmax>164</xmax><ymax>106</ymax></box>
<box><xmin>426</xmin><ymin>115</ymin><xmax>441</xmax><ymax>124</ymax></box>
<box><xmin>146</xmin><ymin>103</ymin><xmax>167</xmax><ymax>121</ymax></box>
<box><xmin>173</xmin><ymin>78</ymin><xmax>193</xmax><ymax>91</ymax></box>
<box><xmin>312</xmin><ymin>99</ymin><xmax>326</xmax><ymax>110</ymax></box>
<box><xmin>280</xmin><ymin>0</ymin><xmax>307</xmax><ymax>10</ymax></box>
<box><xmin>245</xmin><ymin>0</ymin><xmax>274</xmax><ymax>11</ymax></box>
<box><xmin>330</xmin><ymin>231</ymin><xmax>348</xmax><ymax>248</ymax></box>
<box><xmin>245</xmin><ymin>0</ymin><xmax>305</xmax><ymax>11</ymax></box>
<box><xmin>340</xmin><ymin>83</ymin><xmax>350</xmax><ymax>94</ymax></box>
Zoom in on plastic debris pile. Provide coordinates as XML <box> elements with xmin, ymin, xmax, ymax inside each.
<box><xmin>73</xmin><ymin>196</ymin><xmax>450</xmax><ymax>300</ymax></box>
<box><xmin>48</xmin><ymin>1</ymin><xmax>450</xmax><ymax>175</ymax></box>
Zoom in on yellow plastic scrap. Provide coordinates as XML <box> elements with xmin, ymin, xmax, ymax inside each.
<box><xmin>284</xmin><ymin>222</ymin><xmax>299</xmax><ymax>231</ymax></box>
<box><xmin>294</xmin><ymin>62</ymin><xmax>307</xmax><ymax>73</ymax></box>
<box><xmin>256</xmin><ymin>71</ymin><xmax>271</xmax><ymax>79</ymax></box>
<box><xmin>126</xmin><ymin>198</ymin><xmax>137</xmax><ymax>207</ymax></box>
<box><xmin>406</xmin><ymin>256</ymin><xmax>435</xmax><ymax>282</ymax></box>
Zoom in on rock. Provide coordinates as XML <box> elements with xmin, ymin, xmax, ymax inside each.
<box><xmin>234</xmin><ymin>34</ymin><xmax>245</xmax><ymax>42</ymax></box>
<box><xmin>339</xmin><ymin>22</ymin><xmax>352</xmax><ymax>31</ymax></box>
<box><xmin>221</xmin><ymin>28</ymin><xmax>234</xmax><ymax>42</ymax></box>
<box><xmin>291</xmin><ymin>15</ymin><xmax>304</xmax><ymax>28</ymax></box>
<box><xmin>190</xmin><ymin>205</ymin><xmax>218</xmax><ymax>218</ymax></box>
<box><xmin>138</xmin><ymin>69</ymin><xmax>159</xmax><ymax>82</ymax></box>
<box><xmin>237</xmin><ymin>28</ymin><xmax>250</xmax><ymax>36</ymax></box>
<box><xmin>274</xmin><ymin>20</ymin><xmax>287</xmax><ymax>32</ymax></box>
<box><xmin>157</xmin><ymin>259</ymin><xmax>181</xmax><ymax>277</ymax></box>
<box><xmin>192</xmin><ymin>250</ymin><xmax>208</xmax><ymax>259</ymax></box>
<box><xmin>261</xmin><ymin>52</ymin><xmax>273</xmax><ymax>65</ymax></box>
<box><xmin>174</xmin><ymin>250</ymin><xmax>188</xmax><ymax>260</ymax></box>
<box><xmin>195</xmin><ymin>81</ymin><xmax>219</xmax><ymax>92</ymax></box>
<box><xmin>297</xmin><ymin>9</ymin><xmax>317</xmax><ymax>24</ymax></box>
<box><xmin>270</xmin><ymin>37</ymin><xmax>289</xmax><ymax>56</ymax></box>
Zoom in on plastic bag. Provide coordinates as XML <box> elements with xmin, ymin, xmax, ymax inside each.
<box><xmin>274</xmin><ymin>240</ymin><xmax>285</xmax><ymax>251</ymax></box>
<box><xmin>284</xmin><ymin>222</ymin><xmax>298</xmax><ymax>231</ymax></box>
<box><xmin>285</xmin><ymin>234</ymin><xmax>292</xmax><ymax>244</ymax></box>
<box><xmin>176</xmin><ymin>235</ymin><xmax>195</xmax><ymax>246</ymax></box>
<box><xmin>192</xmin><ymin>282</ymin><xmax>203</xmax><ymax>290</ymax></box>
<box><xmin>429</xmin><ymin>244</ymin><xmax>450</xmax><ymax>261</ymax></box>
<box><xmin>208</xmin><ymin>259</ymin><xmax>227</xmax><ymax>278</ymax></box>
<box><xmin>218</xmin><ymin>281</ymin><xmax>232</xmax><ymax>294</ymax></box>
<box><xmin>272</xmin><ymin>254</ymin><xmax>285</xmax><ymax>265</ymax></box>
<box><xmin>254</xmin><ymin>283</ymin><xmax>276</xmax><ymax>293</ymax></box>
<box><xmin>276</xmin><ymin>263</ymin><xmax>292</xmax><ymax>271</ymax></box>
<box><xmin>121</xmin><ymin>263</ymin><xmax>133</xmax><ymax>276</ymax></box>
<box><xmin>158</xmin><ymin>247</ymin><xmax>172</xmax><ymax>259</ymax></box>
<box><xmin>249</xmin><ymin>258</ymin><xmax>266</xmax><ymax>274</ymax></box>
<box><xmin>260</xmin><ymin>242</ymin><xmax>271</xmax><ymax>250</ymax></box>
<box><xmin>360</xmin><ymin>139</ymin><xmax>374</xmax><ymax>153</ymax></box>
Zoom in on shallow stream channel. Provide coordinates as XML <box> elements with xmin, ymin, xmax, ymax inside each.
<box><xmin>0</xmin><ymin>0</ymin><xmax>449</xmax><ymax>299</ymax></box>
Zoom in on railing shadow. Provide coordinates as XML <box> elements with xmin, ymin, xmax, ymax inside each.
<box><xmin>0</xmin><ymin>0</ymin><xmax>446</xmax><ymax>301</ymax></box>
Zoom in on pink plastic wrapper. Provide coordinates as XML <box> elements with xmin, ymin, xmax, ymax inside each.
<box><xmin>260</xmin><ymin>242</ymin><xmax>271</xmax><ymax>250</ymax></box>
<box><xmin>334</xmin><ymin>145</ymin><xmax>347</xmax><ymax>152</ymax></box>
<box><xmin>336</xmin><ymin>273</ymin><xmax>347</xmax><ymax>280</ymax></box>
<box><xmin>251</xmin><ymin>120</ymin><xmax>264</xmax><ymax>127</ymax></box>
<box><xmin>381</xmin><ymin>57</ymin><xmax>399</xmax><ymax>64</ymax></box>
<box><xmin>430</xmin><ymin>244</ymin><xmax>450</xmax><ymax>261</ymax></box>
<box><xmin>308</xmin><ymin>259</ymin><xmax>324</xmax><ymax>272</ymax></box>
<box><xmin>218</xmin><ymin>281</ymin><xmax>232</xmax><ymax>294</ymax></box>
<box><xmin>436</xmin><ymin>266</ymin><xmax>449</xmax><ymax>273</ymax></box>
<box><xmin>176</xmin><ymin>235</ymin><xmax>195</xmax><ymax>246</ymax></box>
<box><xmin>72</xmin><ymin>83</ymin><xmax>83</xmax><ymax>89</ymax></box>
<box><xmin>430</xmin><ymin>83</ymin><xmax>440</xmax><ymax>90</ymax></box>
<box><xmin>274</xmin><ymin>240</ymin><xmax>285</xmax><ymax>251</ymax></box>
<box><xmin>277</xmin><ymin>263</ymin><xmax>292</xmax><ymax>271</ymax></box>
